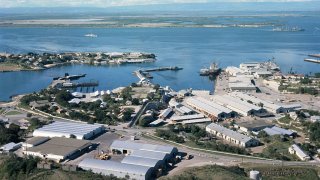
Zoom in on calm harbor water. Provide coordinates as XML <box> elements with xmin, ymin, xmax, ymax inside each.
<box><xmin>0</xmin><ymin>14</ymin><xmax>320</xmax><ymax>101</ymax></box>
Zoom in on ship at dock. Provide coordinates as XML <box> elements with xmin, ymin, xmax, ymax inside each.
<box><xmin>272</xmin><ymin>26</ymin><xmax>304</xmax><ymax>32</ymax></box>
<box><xmin>199</xmin><ymin>62</ymin><xmax>221</xmax><ymax>76</ymax></box>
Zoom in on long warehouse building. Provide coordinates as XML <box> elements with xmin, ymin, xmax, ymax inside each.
<box><xmin>229</xmin><ymin>92</ymin><xmax>284</xmax><ymax>114</ymax></box>
<box><xmin>186</xmin><ymin>97</ymin><xmax>236</xmax><ymax>119</ymax></box>
<box><xmin>211</xmin><ymin>95</ymin><xmax>264</xmax><ymax>116</ymax></box>
<box><xmin>33</xmin><ymin>121</ymin><xmax>104</xmax><ymax>140</ymax></box>
<box><xmin>79</xmin><ymin>158</ymin><xmax>154</xmax><ymax>180</ymax></box>
<box><xmin>206</xmin><ymin>123</ymin><xmax>259</xmax><ymax>147</ymax></box>
<box><xmin>110</xmin><ymin>140</ymin><xmax>178</xmax><ymax>158</ymax></box>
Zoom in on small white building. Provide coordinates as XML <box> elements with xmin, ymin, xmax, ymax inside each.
<box><xmin>288</xmin><ymin>144</ymin><xmax>310</xmax><ymax>161</ymax></box>
<box><xmin>310</xmin><ymin>116</ymin><xmax>320</xmax><ymax>122</ymax></box>
<box><xmin>0</xmin><ymin>142</ymin><xmax>21</xmax><ymax>153</ymax></box>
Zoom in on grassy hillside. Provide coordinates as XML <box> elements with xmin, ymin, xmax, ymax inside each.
<box><xmin>162</xmin><ymin>165</ymin><xmax>247</xmax><ymax>180</ymax></box>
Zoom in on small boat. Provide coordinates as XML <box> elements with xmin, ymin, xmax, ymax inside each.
<box><xmin>199</xmin><ymin>62</ymin><xmax>221</xmax><ymax>76</ymax></box>
<box><xmin>84</xmin><ymin>33</ymin><xmax>98</xmax><ymax>38</ymax></box>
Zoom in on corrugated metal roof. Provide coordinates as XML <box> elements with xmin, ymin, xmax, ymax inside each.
<box><xmin>79</xmin><ymin>158</ymin><xmax>152</xmax><ymax>175</ymax></box>
<box><xmin>186</xmin><ymin>97</ymin><xmax>231</xmax><ymax>117</ymax></box>
<box><xmin>110</xmin><ymin>140</ymin><xmax>175</xmax><ymax>154</ymax></box>
<box><xmin>206</xmin><ymin>123</ymin><xmax>253</xmax><ymax>143</ymax></box>
<box><xmin>263</xmin><ymin>127</ymin><xmax>280</xmax><ymax>136</ymax></box>
<box><xmin>263</xmin><ymin>126</ymin><xmax>294</xmax><ymax>136</ymax></box>
<box><xmin>291</xmin><ymin>144</ymin><xmax>309</xmax><ymax>159</ymax></box>
<box><xmin>130</xmin><ymin>150</ymin><xmax>168</xmax><ymax>160</ymax></box>
<box><xmin>229</xmin><ymin>92</ymin><xmax>281</xmax><ymax>112</ymax></box>
<box><xmin>179</xmin><ymin>118</ymin><xmax>212</xmax><ymax>124</ymax></box>
<box><xmin>33</xmin><ymin>121</ymin><xmax>103</xmax><ymax>139</ymax></box>
<box><xmin>212</xmin><ymin>95</ymin><xmax>261</xmax><ymax>115</ymax></box>
<box><xmin>170</xmin><ymin>114</ymin><xmax>205</xmax><ymax>121</ymax></box>
<box><xmin>121</xmin><ymin>156</ymin><xmax>161</xmax><ymax>167</ymax></box>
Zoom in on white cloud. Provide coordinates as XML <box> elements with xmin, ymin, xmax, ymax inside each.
<box><xmin>0</xmin><ymin>0</ymin><xmax>317</xmax><ymax>8</ymax></box>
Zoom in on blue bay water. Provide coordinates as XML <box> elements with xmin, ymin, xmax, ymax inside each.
<box><xmin>0</xmin><ymin>14</ymin><xmax>320</xmax><ymax>101</ymax></box>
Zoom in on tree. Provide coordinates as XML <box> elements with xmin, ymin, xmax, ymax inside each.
<box><xmin>26</xmin><ymin>113</ymin><xmax>32</xmax><ymax>118</ymax></box>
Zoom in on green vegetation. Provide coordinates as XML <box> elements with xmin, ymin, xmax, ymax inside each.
<box><xmin>309</xmin><ymin>122</ymin><xmax>320</xmax><ymax>143</ymax></box>
<box><xmin>0</xmin><ymin>155</ymin><xmax>123</xmax><ymax>180</ymax></box>
<box><xmin>278</xmin><ymin>115</ymin><xmax>293</xmax><ymax>124</ymax></box>
<box><xmin>242</xmin><ymin>164</ymin><xmax>319</xmax><ymax>180</ymax></box>
<box><xmin>258</xmin><ymin>135</ymin><xmax>296</xmax><ymax>160</ymax></box>
<box><xmin>0</xmin><ymin>123</ymin><xmax>25</xmax><ymax>145</ymax></box>
<box><xmin>28</xmin><ymin>118</ymin><xmax>46</xmax><ymax>131</ymax></box>
<box><xmin>0</xmin><ymin>155</ymin><xmax>39</xmax><ymax>180</ymax></box>
<box><xmin>155</xmin><ymin>124</ymin><xmax>249</xmax><ymax>155</ymax></box>
<box><xmin>162</xmin><ymin>165</ymin><xmax>247</xmax><ymax>180</ymax></box>
<box><xmin>5</xmin><ymin>110</ymin><xmax>22</xmax><ymax>116</ymax></box>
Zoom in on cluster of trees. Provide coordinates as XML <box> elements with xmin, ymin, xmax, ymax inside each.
<box><xmin>28</xmin><ymin>118</ymin><xmax>46</xmax><ymax>131</ymax></box>
<box><xmin>20</xmin><ymin>94</ymin><xmax>45</xmax><ymax>107</ymax></box>
<box><xmin>0</xmin><ymin>123</ymin><xmax>24</xmax><ymax>145</ymax></box>
<box><xmin>0</xmin><ymin>155</ymin><xmax>39</xmax><ymax>180</ymax></box>
<box><xmin>309</xmin><ymin>122</ymin><xmax>320</xmax><ymax>143</ymax></box>
<box><xmin>155</xmin><ymin>129</ymin><xmax>185</xmax><ymax>143</ymax></box>
<box><xmin>55</xmin><ymin>90</ymin><xmax>73</xmax><ymax>107</ymax></box>
<box><xmin>197</xmin><ymin>141</ymin><xmax>249</xmax><ymax>155</ymax></box>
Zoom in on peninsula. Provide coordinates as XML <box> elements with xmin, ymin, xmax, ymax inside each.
<box><xmin>0</xmin><ymin>52</ymin><xmax>156</xmax><ymax>72</ymax></box>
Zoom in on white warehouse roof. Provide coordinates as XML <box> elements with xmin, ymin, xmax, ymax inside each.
<box><xmin>229</xmin><ymin>92</ymin><xmax>282</xmax><ymax>113</ymax></box>
<box><xmin>186</xmin><ymin>97</ymin><xmax>233</xmax><ymax>118</ymax></box>
<box><xmin>110</xmin><ymin>140</ymin><xmax>177</xmax><ymax>154</ymax></box>
<box><xmin>130</xmin><ymin>150</ymin><xmax>169</xmax><ymax>160</ymax></box>
<box><xmin>79</xmin><ymin>158</ymin><xmax>152</xmax><ymax>177</ymax></box>
<box><xmin>33</xmin><ymin>121</ymin><xmax>104</xmax><ymax>140</ymax></box>
<box><xmin>211</xmin><ymin>95</ymin><xmax>262</xmax><ymax>116</ymax></box>
<box><xmin>121</xmin><ymin>156</ymin><xmax>162</xmax><ymax>168</ymax></box>
<box><xmin>206</xmin><ymin>123</ymin><xmax>253</xmax><ymax>144</ymax></box>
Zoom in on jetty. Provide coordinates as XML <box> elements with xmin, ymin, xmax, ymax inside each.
<box><xmin>133</xmin><ymin>66</ymin><xmax>183</xmax><ymax>84</ymax></box>
<box><xmin>308</xmin><ymin>54</ymin><xmax>320</xmax><ymax>58</ymax></box>
<box><xmin>304</xmin><ymin>58</ymin><xmax>320</xmax><ymax>64</ymax></box>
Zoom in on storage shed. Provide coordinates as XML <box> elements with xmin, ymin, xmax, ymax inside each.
<box><xmin>79</xmin><ymin>158</ymin><xmax>154</xmax><ymax>180</ymax></box>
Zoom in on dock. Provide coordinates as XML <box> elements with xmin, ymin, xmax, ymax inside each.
<box><xmin>304</xmin><ymin>58</ymin><xmax>320</xmax><ymax>64</ymax></box>
<box><xmin>61</xmin><ymin>82</ymin><xmax>99</xmax><ymax>88</ymax></box>
<box><xmin>133</xmin><ymin>66</ymin><xmax>183</xmax><ymax>84</ymax></box>
<box><xmin>308</xmin><ymin>54</ymin><xmax>320</xmax><ymax>58</ymax></box>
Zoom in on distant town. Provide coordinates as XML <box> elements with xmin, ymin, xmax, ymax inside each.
<box><xmin>1</xmin><ymin>53</ymin><xmax>320</xmax><ymax>179</ymax></box>
<box><xmin>0</xmin><ymin>52</ymin><xmax>156</xmax><ymax>72</ymax></box>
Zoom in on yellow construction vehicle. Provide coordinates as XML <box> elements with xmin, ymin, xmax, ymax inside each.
<box><xmin>96</xmin><ymin>153</ymin><xmax>110</xmax><ymax>160</ymax></box>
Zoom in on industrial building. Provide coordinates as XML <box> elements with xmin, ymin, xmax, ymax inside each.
<box><xmin>24</xmin><ymin>137</ymin><xmax>91</xmax><ymax>162</ymax></box>
<box><xmin>225</xmin><ymin>66</ymin><xmax>244</xmax><ymax>76</ymax></box>
<box><xmin>159</xmin><ymin>108</ymin><xmax>172</xmax><ymax>119</ymax></box>
<box><xmin>263</xmin><ymin>126</ymin><xmax>295</xmax><ymax>136</ymax></box>
<box><xmin>235</xmin><ymin>120</ymin><xmax>274</xmax><ymax>133</ymax></box>
<box><xmin>288</xmin><ymin>144</ymin><xmax>310</xmax><ymax>161</ymax></box>
<box><xmin>33</xmin><ymin>121</ymin><xmax>104</xmax><ymax>140</ymax></box>
<box><xmin>239</xmin><ymin>62</ymin><xmax>261</xmax><ymax>72</ymax></box>
<box><xmin>206</xmin><ymin>123</ymin><xmax>259</xmax><ymax>147</ymax></box>
<box><xmin>229</xmin><ymin>92</ymin><xmax>284</xmax><ymax>114</ymax></box>
<box><xmin>211</xmin><ymin>95</ymin><xmax>264</xmax><ymax>116</ymax></box>
<box><xmin>228</xmin><ymin>76</ymin><xmax>256</xmax><ymax>92</ymax></box>
<box><xmin>0</xmin><ymin>142</ymin><xmax>21</xmax><ymax>153</ymax></box>
<box><xmin>22</xmin><ymin>136</ymin><xmax>50</xmax><ymax>150</ymax></box>
<box><xmin>186</xmin><ymin>97</ymin><xmax>236</xmax><ymax>119</ymax></box>
<box><xmin>130</xmin><ymin>149</ymin><xmax>171</xmax><ymax>162</ymax></box>
<box><xmin>79</xmin><ymin>158</ymin><xmax>154</xmax><ymax>180</ymax></box>
<box><xmin>121</xmin><ymin>156</ymin><xmax>164</xmax><ymax>170</ymax></box>
<box><xmin>110</xmin><ymin>140</ymin><xmax>178</xmax><ymax>157</ymax></box>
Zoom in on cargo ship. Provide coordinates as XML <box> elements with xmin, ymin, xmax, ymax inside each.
<box><xmin>199</xmin><ymin>63</ymin><xmax>221</xmax><ymax>76</ymax></box>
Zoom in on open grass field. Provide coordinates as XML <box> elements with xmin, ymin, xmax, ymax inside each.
<box><xmin>162</xmin><ymin>165</ymin><xmax>247</xmax><ymax>180</ymax></box>
<box><xmin>5</xmin><ymin>110</ymin><xmax>23</xmax><ymax>116</ymax></box>
<box><xmin>0</xmin><ymin>63</ymin><xmax>22</xmax><ymax>72</ymax></box>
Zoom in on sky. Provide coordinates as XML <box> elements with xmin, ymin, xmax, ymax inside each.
<box><xmin>0</xmin><ymin>0</ymin><xmax>318</xmax><ymax>8</ymax></box>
